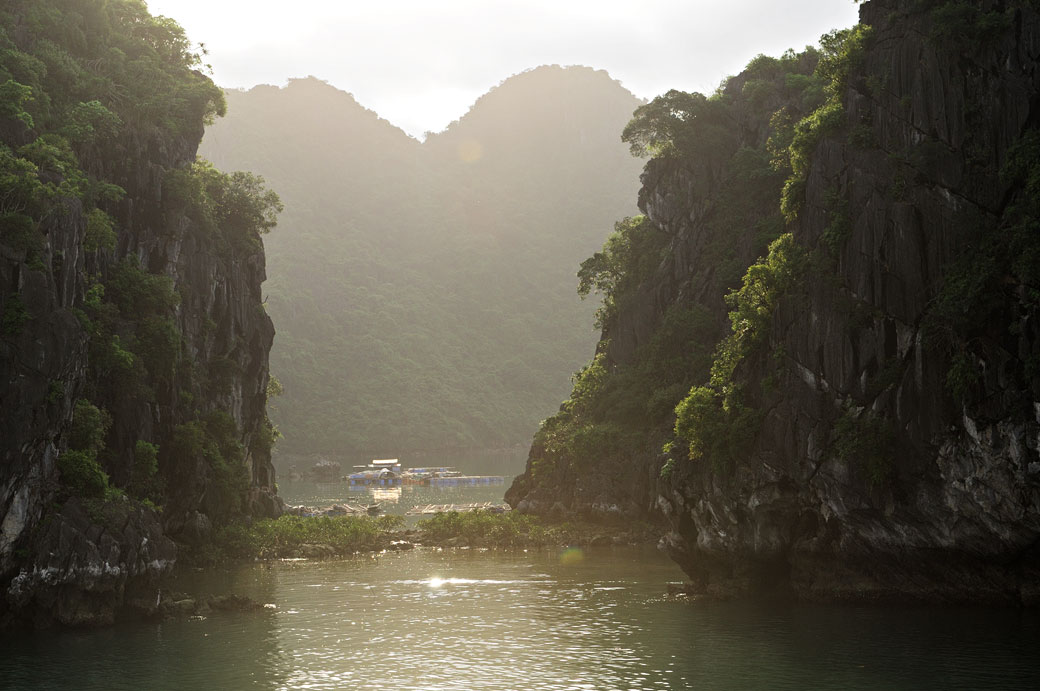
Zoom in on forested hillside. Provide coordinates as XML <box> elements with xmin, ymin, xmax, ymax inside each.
<box><xmin>201</xmin><ymin>67</ymin><xmax>644</xmax><ymax>455</ymax></box>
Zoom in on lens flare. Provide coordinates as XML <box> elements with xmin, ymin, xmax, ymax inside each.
<box><xmin>457</xmin><ymin>138</ymin><xmax>483</xmax><ymax>162</ymax></box>
<box><xmin>559</xmin><ymin>547</ymin><xmax>584</xmax><ymax>566</ymax></box>
<box><xmin>428</xmin><ymin>577</ymin><xmax>445</xmax><ymax>588</ymax></box>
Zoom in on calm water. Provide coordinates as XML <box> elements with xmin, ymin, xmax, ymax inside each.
<box><xmin>2</xmin><ymin>547</ymin><xmax>1040</xmax><ymax>690</ymax></box>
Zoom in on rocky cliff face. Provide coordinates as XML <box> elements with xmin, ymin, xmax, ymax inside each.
<box><xmin>0</xmin><ymin>1</ymin><xmax>280</xmax><ymax>627</ymax></box>
<box><xmin>510</xmin><ymin>0</ymin><xmax>1040</xmax><ymax>603</ymax></box>
<box><xmin>507</xmin><ymin>52</ymin><xmax>820</xmax><ymax>519</ymax></box>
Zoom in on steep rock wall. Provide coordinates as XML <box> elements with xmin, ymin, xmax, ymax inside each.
<box><xmin>510</xmin><ymin>0</ymin><xmax>1040</xmax><ymax>603</ymax></box>
<box><xmin>507</xmin><ymin>54</ymin><xmax>821</xmax><ymax>518</ymax></box>
<box><xmin>0</xmin><ymin>2</ymin><xmax>280</xmax><ymax>627</ymax></box>
<box><xmin>665</xmin><ymin>0</ymin><xmax>1040</xmax><ymax>603</ymax></box>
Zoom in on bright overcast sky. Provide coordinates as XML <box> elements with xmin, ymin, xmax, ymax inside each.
<box><xmin>145</xmin><ymin>0</ymin><xmax>861</xmax><ymax>139</ymax></box>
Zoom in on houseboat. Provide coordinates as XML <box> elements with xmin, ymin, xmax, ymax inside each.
<box><xmin>347</xmin><ymin>459</ymin><xmax>403</xmax><ymax>487</ymax></box>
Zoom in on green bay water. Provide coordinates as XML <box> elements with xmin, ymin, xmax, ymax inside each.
<box><xmin>2</xmin><ymin>546</ymin><xmax>1040</xmax><ymax>690</ymax></box>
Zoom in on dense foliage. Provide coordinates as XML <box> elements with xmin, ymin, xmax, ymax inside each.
<box><xmin>0</xmin><ymin>0</ymin><xmax>224</xmax><ymax>225</ymax></box>
<box><xmin>58</xmin><ymin>399</ymin><xmax>114</xmax><ymax>499</ymax></box>
<box><xmin>577</xmin><ymin>215</ymin><xmax>671</xmax><ymax>330</ymax></box>
<box><xmin>530</xmin><ymin>3</ymin><xmax>1033</xmax><ymax>493</ymax></box>
<box><xmin>212</xmin><ymin>514</ymin><xmax>396</xmax><ymax>561</ymax></box>
<box><xmin>621</xmin><ymin>90</ymin><xmax>735</xmax><ymax>162</ymax></box>
<box><xmin>517</xmin><ymin>46</ymin><xmax>828</xmax><ymax>490</ymax></box>
<box><xmin>778</xmin><ymin>25</ymin><xmax>872</xmax><ymax>220</ymax></box>
<box><xmin>200</xmin><ymin>68</ymin><xmax>643</xmax><ymax>455</ymax></box>
<box><xmin>667</xmin><ymin>26</ymin><xmax>875</xmax><ymax>471</ymax></box>
<box><xmin>673</xmin><ymin>233</ymin><xmax>807</xmax><ymax>470</ymax></box>
<box><xmin>0</xmin><ymin>0</ymin><xmax>279</xmax><ymax>520</ymax></box>
<box><xmin>417</xmin><ymin>509</ymin><xmax>552</xmax><ymax>547</ymax></box>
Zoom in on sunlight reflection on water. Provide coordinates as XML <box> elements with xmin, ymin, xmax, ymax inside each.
<box><xmin>2</xmin><ymin>548</ymin><xmax>1040</xmax><ymax>690</ymax></box>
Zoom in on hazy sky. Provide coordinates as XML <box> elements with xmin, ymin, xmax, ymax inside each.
<box><xmin>146</xmin><ymin>0</ymin><xmax>861</xmax><ymax>139</ymax></box>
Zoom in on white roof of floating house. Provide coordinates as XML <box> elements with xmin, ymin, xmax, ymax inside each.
<box><xmin>371</xmin><ymin>459</ymin><xmax>400</xmax><ymax>466</ymax></box>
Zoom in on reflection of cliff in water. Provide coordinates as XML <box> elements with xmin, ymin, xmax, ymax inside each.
<box><xmin>168</xmin><ymin>566</ymin><xmax>291</xmax><ymax>691</ymax></box>
<box><xmin>0</xmin><ymin>566</ymin><xmax>291</xmax><ymax>690</ymax></box>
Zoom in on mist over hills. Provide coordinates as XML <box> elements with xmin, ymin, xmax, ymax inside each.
<box><xmin>201</xmin><ymin>66</ymin><xmax>644</xmax><ymax>455</ymax></box>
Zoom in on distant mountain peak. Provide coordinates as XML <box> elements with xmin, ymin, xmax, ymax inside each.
<box><xmin>199</xmin><ymin>64</ymin><xmax>645</xmax><ymax>454</ymax></box>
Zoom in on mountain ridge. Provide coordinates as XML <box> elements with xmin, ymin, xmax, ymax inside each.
<box><xmin>201</xmin><ymin>64</ymin><xmax>646</xmax><ymax>455</ymax></box>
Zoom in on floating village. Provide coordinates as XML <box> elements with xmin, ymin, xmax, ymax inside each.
<box><xmin>285</xmin><ymin>458</ymin><xmax>510</xmax><ymax>517</ymax></box>
<box><xmin>302</xmin><ymin>458</ymin><xmax>506</xmax><ymax>488</ymax></box>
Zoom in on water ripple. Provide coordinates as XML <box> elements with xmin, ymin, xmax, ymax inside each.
<box><xmin>2</xmin><ymin>548</ymin><xmax>1040</xmax><ymax>690</ymax></box>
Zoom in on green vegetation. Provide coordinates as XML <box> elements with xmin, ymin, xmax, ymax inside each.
<box><xmin>130</xmin><ymin>440</ymin><xmax>160</xmax><ymax>500</ymax></box>
<box><xmin>200</xmin><ymin>68</ymin><xmax>644</xmax><ymax>454</ymax></box>
<box><xmin>0</xmin><ymin>0</ymin><xmax>225</xmax><ymax>273</ymax></box>
<box><xmin>58</xmin><ymin>400</ymin><xmax>113</xmax><ymax>498</ymax></box>
<box><xmin>779</xmin><ymin>25</ymin><xmax>872</xmax><ymax>221</ymax></box>
<box><xmin>621</xmin><ymin>90</ymin><xmax>735</xmax><ymax>162</ymax></box>
<box><xmin>578</xmin><ymin>215</ymin><xmax>670</xmax><ymax>329</ymax></box>
<box><xmin>1</xmin><ymin>293</ymin><xmax>30</xmax><ymax>337</ymax></box>
<box><xmin>660</xmin><ymin>5</ymin><xmax>1034</xmax><ymax>483</ymax></box>
<box><xmin>417</xmin><ymin>510</ymin><xmax>552</xmax><ymax>547</ymax></box>
<box><xmin>673</xmin><ymin>387</ymin><xmax>758</xmax><ymax>472</ymax></box>
<box><xmin>672</xmin><ymin>233</ymin><xmax>807</xmax><ymax>469</ymax></box>
<box><xmin>84</xmin><ymin>208</ymin><xmax>117</xmax><ymax>252</ymax></box>
<box><xmin>703</xmin><ymin>145</ymin><xmax>789</xmax><ymax>289</ymax></box>
<box><xmin>522</xmin><ymin>25</ymin><xmax>895</xmax><ymax>484</ymax></box>
<box><xmin>630</xmin><ymin>28</ymin><xmax>868</xmax><ymax>473</ymax></box>
<box><xmin>164</xmin><ymin>159</ymin><xmax>282</xmax><ymax>252</ymax></box>
<box><xmin>193</xmin><ymin>509</ymin><xmax>649</xmax><ymax>564</ymax></box>
<box><xmin>525</xmin><ymin>300</ymin><xmax>717</xmax><ymax>486</ymax></box>
<box><xmin>80</xmin><ymin>257</ymin><xmax>182</xmax><ymax>401</ymax></box>
<box><xmin>171</xmin><ymin>413</ymin><xmax>250</xmax><ymax>521</ymax></box>
<box><xmin>213</xmin><ymin>515</ymin><xmax>392</xmax><ymax>561</ymax></box>
<box><xmin>56</xmin><ymin>449</ymin><xmax>110</xmax><ymax>500</ymax></box>
<box><xmin>46</xmin><ymin>379</ymin><xmax>64</xmax><ymax>405</ymax></box>
<box><xmin>830</xmin><ymin>406</ymin><xmax>895</xmax><ymax>488</ymax></box>
<box><xmin>516</xmin><ymin>48</ymin><xmax>826</xmax><ymax>490</ymax></box>
<box><xmin>924</xmin><ymin>127</ymin><xmax>1040</xmax><ymax>404</ymax></box>
<box><xmin>417</xmin><ymin>510</ymin><xmax>658</xmax><ymax>547</ymax></box>
<box><xmin>711</xmin><ymin>234</ymin><xmax>808</xmax><ymax>390</ymax></box>
<box><xmin>0</xmin><ymin>0</ymin><xmax>280</xmax><ymax>523</ymax></box>
<box><xmin>518</xmin><ymin>4</ymin><xmax>1032</xmax><ymax>501</ymax></box>
<box><xmin>821</xmin><ymin>186</ymin><xmax>852</xmax><ymax>254</ymax></box>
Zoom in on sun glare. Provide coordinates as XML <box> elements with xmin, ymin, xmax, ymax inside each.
<box><xmin>560</xmin><ymin>547</ymin><xmax>584</xmax><ymax>566</ymax></box>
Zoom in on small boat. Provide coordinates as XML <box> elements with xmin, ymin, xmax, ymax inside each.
<box><xmin>347</xmin><ymin>459</ymin><xmax>403</xmax><ymax>487</ymax></box>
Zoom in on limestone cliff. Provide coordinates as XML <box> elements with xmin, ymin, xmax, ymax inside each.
<box><xmin>509</xmin><ymin>0</ymin><xmax>1040</xmax><ymax>603</ymax></box>
<box><xmin>0</xmin><ymin>0</ymin><xmax>280</xmax><ymax>627</ymax></box>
